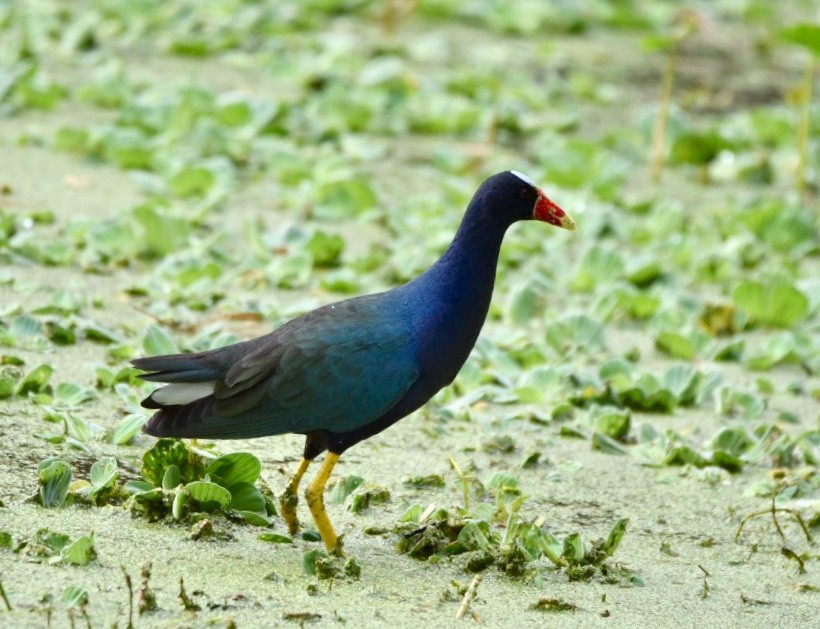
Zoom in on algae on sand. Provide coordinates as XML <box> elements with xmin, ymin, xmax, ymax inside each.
<box><xmin>1</xmin><ymin>0</ymin><xmax>818</xmax><ymax>626</ymax></box>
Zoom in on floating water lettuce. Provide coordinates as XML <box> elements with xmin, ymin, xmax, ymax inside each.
<box><xmin>130</xmin><ymin>440</ymin><xmax>269</xmax><ymax>525</ymax></box>
<box><xmin>732</xmin><ymin>280</ymin><xmax>809</xmax><ymax>328</ymax></box>
<box><xmin>38</xmin><ymin>458</ymin><xmax>72</xmax><ymax>507</ymax></box>
<box><xmin>19</xmin><ymin>528</ymin><xmax>96</xmax><ymax>566</ymax></box>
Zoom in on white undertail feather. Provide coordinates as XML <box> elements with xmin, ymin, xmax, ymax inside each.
<box><xmin>150</xmin><ymin>381</ymin><xmax>216</xmax><ymax>406</ymax></box>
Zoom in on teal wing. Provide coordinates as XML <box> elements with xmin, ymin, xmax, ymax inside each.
<box><xmin>141</xmin><ymin>297</ymin><xmax>420</xmax><ymax>439</ymax></box>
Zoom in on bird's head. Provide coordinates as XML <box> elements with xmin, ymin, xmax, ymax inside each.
<box><xmin>477</xmin><ymin>171</ymin><xmax>576</xmax><ymax>231</ymax></box>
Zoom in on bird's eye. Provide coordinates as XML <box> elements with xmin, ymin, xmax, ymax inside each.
<box><xmin>520</xmin><ymin>187</ymin><xmax>533</xmax><ymax>199</ymax></box>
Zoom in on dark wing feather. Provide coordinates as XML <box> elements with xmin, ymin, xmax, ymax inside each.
<box><xmin>139</xmin><ymin>296</ymin><xmax>420</xmax><ymax>440</ymax></box>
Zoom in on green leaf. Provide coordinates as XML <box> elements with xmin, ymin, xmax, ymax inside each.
<box><xmin>124</xmin><ymin>480</ymin><xmax>154</xmax><ymax>494</ymax></box>
<box><xmin>670</xmin><ymin>131</ymin><xmax>732</xmax><ymax>165</ymax></box>
<box><xmin>780</xmin><ymin>24</ymin><xmax>820</xmax><ymax>56</ymax></box>
<box><xmin>102</xmin><ymin>127</ymin><xmax>154</xmax><ymax>169</ymax></box>
<box><xmin>12</xmin><ymin>315</ymin><xmax>43</xmax><ymax>339</ymax></box>
<box><xmin>709</xmin><ymin>428</ymin><xmax>753</xmax><ymax>456</ymax></box>
<box><xmin>306</xmin><ymin>231</ymin><xmax>345</xmax><ymax>267</ymax></box>
<box><xmin>404</xmin><ymin>474</ymin><xmax>446</xmax><ymax>489</ymax></box>
<box><xmin>162</xmin><ymin>464</ymin><xmax>181</xmax><ymax>490</ymax></box>
<box><xmin>0</xmin><ymin>377</ymin><xmax>15</xmax><ymax>399</ymax></box>
<box><xmin>108</xmin><ymin>414</ymin><xmax>147</xmax><ymax>445</ymax></box>
<box><xmin>302</xmin><ymin>549</ymin><xmax>328</xmax><ymax>575</ymax></box>
<box><xmin>39</xmin><ymin>459</ymin><xmax>72</xmax><ymax>507</ymax></box>
<box><xmin>315</xmin><ymin>176</ymin><xmax>378</xmax><ymax>219</ymax></box>
<box><xmin>216</xmin><ymin>97</ymin><xmax>253</xmax><ymax>127</ymax></box>
<box><xmin>401</xmin><ymin>504</ymin><xmax>424</xmax><ymax>522</ymax></box>
<box><xmin>34</xmin><ymin>529</ymin><xmax>71</xmax><ymax>556</ymax></box>
<box><xmin>168</xmin><ymin>166</ymin><xmax>216</xmax><ymax>198</ymax></box>
<box><xmin>205</xmin><ymin>452</ymin><xmax>262</xmax><ymax>488</ymax></box>
<box><xmin>593</xmin><ymin>411</ymin><xmax>631</xmax><ymax>440</ymax></box>
<box><xmin>239</xmin><ymin>510</ymin><xmax>270</xmax><ymax>526</ymax></box>
<box><xmin>744</xmin><ymin>333</ymin><xmax>803</xmax><ymax>371</ymax></box>
<box><xmin>546</xmin><ymin>315</ymin><xmax>606</xmax><ymax>354</ymax></box>
<box><xmin>61</xmin><ymin>534</ymin><xmax>96</xmax><ymax>566</ymax></box>
<box><xmin>141</xmin><ymin>438</ymin><xmax>205</xmax><ymax>486</ymax></box>
<box><xmin>258</xmin><ymin>533</ymin><xmax>292</xmax><ymax>543</ymax></box>
<box><xmin>625</xmin><ymin>260</ymin><xmax>663</xmax><ymax>288</ymax></box>
<box><xmin>486</xmin><ymin>471</ymin><xmax>521</xmax><ymax>497</ymax></box>
<box><xmin>64</xmin><ymin>414</ymin><xmax>96</xmax><ymax>443</ymax></box>
<box><xmin>17</xmin><ymin>364</ymin><xmax>53</xmax><ymax>396</ymax></box>
<box><xmin>186</xmin><ymin>481</ymin><xmax>231</xmax><ymax>511</ymax></box>
<box><xmin>664</xmin><ymin>364</ymin><xmax>700</xmax><ymax>406</ymax></box>
<box><xmin>531</xmin><ymin>528</ymin><xmax>564</xmax><ymax>566</ymax></box>
<box><xmin>711</xmin><ymin>450</ymin><xmax>743</xmax><ymax>473</ymax></box>
<box><xmin>591</xmin><ymin>432</ymin><xmax>628</xmax><ymax>455</ymax></box>
<box><xmin>227</xmin><ymin>482</ymin><xmax>266</xmax><ymax>514</ymax></box>
<box><xmin>62</xmin><ymin>585</ymin><xmax>89</xmax><ymax>607</ymax></box>
<box><xmin>302</xmin><ymin>530</ymin><xmax>322</xmax><ymax>542</ymax></box>
<box><xmin>84</xmin><ymin>323</ymin><xmax>122</xmax><ymax>344</ymax></box>
<box><xmin>713</xmin><ymin>339</ymin><xmax>744</xmax><ymax>362</ymax></box>
<box><xmin>662</xmin><ymin>446</ymin><xmax>709</xmax><ymax>468</ymax></box>
<box><xmin>45</xmin><ymin>321</ymin><xmax>76</xmax><ymax>345</ymax></box>
<box><xmin>268</xmin><ymin>251</ymin><xmax>313</xmax><ymax>289</ymax></box>
<box><xmin>55</xmin><ymin>126</ymin><xmax>90</xmax><ymax>152</ymax></box>
<box><xmin>732</xmin><ymin>391</ymin><xmax>766</xmax><ymax>420</ymax></box>
<box><xmin>54</xmin><ymin>382</ymin><xmax>95</xmax><ymax>407</ymax></box>
<box><xmin>655</xmin><ymin>331</ymin><xmax>695</xmax><ymax>360</ymax></box>
<box><xmin>641</xmin><ymin>34</ymin><xmax>677</xmax><ymax>52</ymax></box>
<box><xmin>572</xmin><ymin>246</ymin><xmax>624</xmax><ymax>292</ymax></box>
<box><xmin>452</xmin><ymin>521</ymin><xmax>495</xmax><ymax>553</ymax></box>
<box><xmin>599</xmin><ymin>358</ymin><xmax>633</xmax><ymax>380</ymax></box>
<box><xmin>562</xmin><ymin>533</ymin><xmax>586</xmax><ymax>565</ymax></box>
<box><xmin>508</xmin><ymin>281</ymin><xmax>541</xmax><ymax>324</ymax></box>
<box><xmin>330</xmin><ymin>475</ymin><xmax>365</xmax><ymax>504</ymax></box>
<box><xmin>600</xmin><ymin>518</ymin><xmax>629</xmax><ymax>558</ymax></box>
<box><xmin>349</xmin><ymin>486</ymin><xmax>390</xmax><ymax>514</ymax></box>
<box><xmin>132</xmin><ymin>203</ymin><xmax>192</xmax><ymax>258</ymax></box>
<box><xmin>172</xmin><ymin>490</ymin><xmax>187</xmax><ymax>520</ymax></box>
<box><xmin>732</xmin><ymin>280</ymin><xmax>809</xmax><ymax>328</ymax></box>
<box><xmin>142</xmin><ymin>325</ymin><xmax>179</xmax><ymax>356</ymax></box>
<box><xmin>89</xmin><ymin>457</ymin><xmax>118</xmax><ymax>495</ymax></box>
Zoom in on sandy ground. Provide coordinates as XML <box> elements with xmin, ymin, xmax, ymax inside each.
<box><xmin>1</xmin><ymin>8</ymin><xmax>818</xmax><ymax>629</ymax></box>
<box><xmin>1</xmin><ymin>147</ymin><xmax>817</xmax><ymax>627</ymax></box>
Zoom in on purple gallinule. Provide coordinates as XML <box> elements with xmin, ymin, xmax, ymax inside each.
<box><xmin>133</xmin><ymin>171</ymin><xmax>575</xmax><ymax>553</ymax></box>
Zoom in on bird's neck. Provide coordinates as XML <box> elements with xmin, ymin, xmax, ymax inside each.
<box><xmin>403</xmin><ymin>205</ymin><xmax>510</xmax><ymax>375</ymax></box>
<box><xmin>429</xmin><ymin>210</ymin><xmax>508</xmax><ymax>303</ymax></box>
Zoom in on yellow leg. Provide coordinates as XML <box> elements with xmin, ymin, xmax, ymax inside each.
<box><xmin>305</xmin><ymin>453</ymin><xmax>343</xmax><ymax>555</ymax></box>
<box><xmin>279</xmin><ymin>458</ymin><xmax>311</xmax><ymax>535</ymax></box>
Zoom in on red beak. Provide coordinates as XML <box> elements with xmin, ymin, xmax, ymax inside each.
<box><xmin>534</xmin><ymin>190</ymin><xmax>576</xmax><ymax>231</ymax></box>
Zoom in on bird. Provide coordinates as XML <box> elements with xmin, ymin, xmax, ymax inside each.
<box><xmin>133</xmin><ymin>170</ymin><xmax>575</xmax><ymax>554</ymax></box>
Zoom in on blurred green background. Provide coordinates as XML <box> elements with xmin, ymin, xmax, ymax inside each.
<box><xmin>0</xmin><ymin>0</ymin><xmax>817</xmax><ymax>626</ymax></box>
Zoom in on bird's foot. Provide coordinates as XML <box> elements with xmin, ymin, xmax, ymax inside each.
<box><xmin>280</xmin><ymin>457</ymin><xmax>312</xmax><ymax>535</ymax></box>
<box><xmin>329</xmin><ymin>534</ymin><xmax>345</xmax><ymax>558</ymax></box>
<box><xmin>304</xmin><ymin>453</ymin><xmax>342</xmax><ymax>555</ymax></box>
<box><xmin>306</xmin><ymin>491</ymin><xmax>343</xmax><ymax>555</ymax></box>
<box><xmin>279</xmin><ymin>487</ymin><xmax>301</xmax><ymax>535</ymax></box>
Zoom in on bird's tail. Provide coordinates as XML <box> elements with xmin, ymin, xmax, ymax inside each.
<box><xmin>131</xmin><ymin>352</ymin><xmax>222</xmax><ymax>383</ymax></box>
<box><xmin>132</xmin><ymin>351</ymin><xmax>222</xmax><ymax>437</ymax></box>
<box><xmin>133</xmin><ymin>346</ymin><xmax>280</xmax><ymax>440</ymax></box>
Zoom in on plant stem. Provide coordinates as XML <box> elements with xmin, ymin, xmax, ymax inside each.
<box><xmin>650</xmin><ymin>49</ymin><xmax>677</xmax><ymax>183</ymax></box>
<box><xmin>455</xmin><ymin>573</ymin><xmax>483</xmax><ymax>620</ymax></box>
<box><xmin>796</xmin><ymin>59</ymin><xmax>814</xmax><ymax>198</ymax></box>
<box><xmin>121</xmin><ymin>566</ymin><xmax>134</xmax><ymax>629</ymax></box>
<box><xmin>0</xmin><ymin>578</ymin><xmax>12</xmax><ymax>611</ymax></box>
<box><xmin>449</xmin><ymin>457</ymin><xmax>469</xmax><ymax>512</ymax></box>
